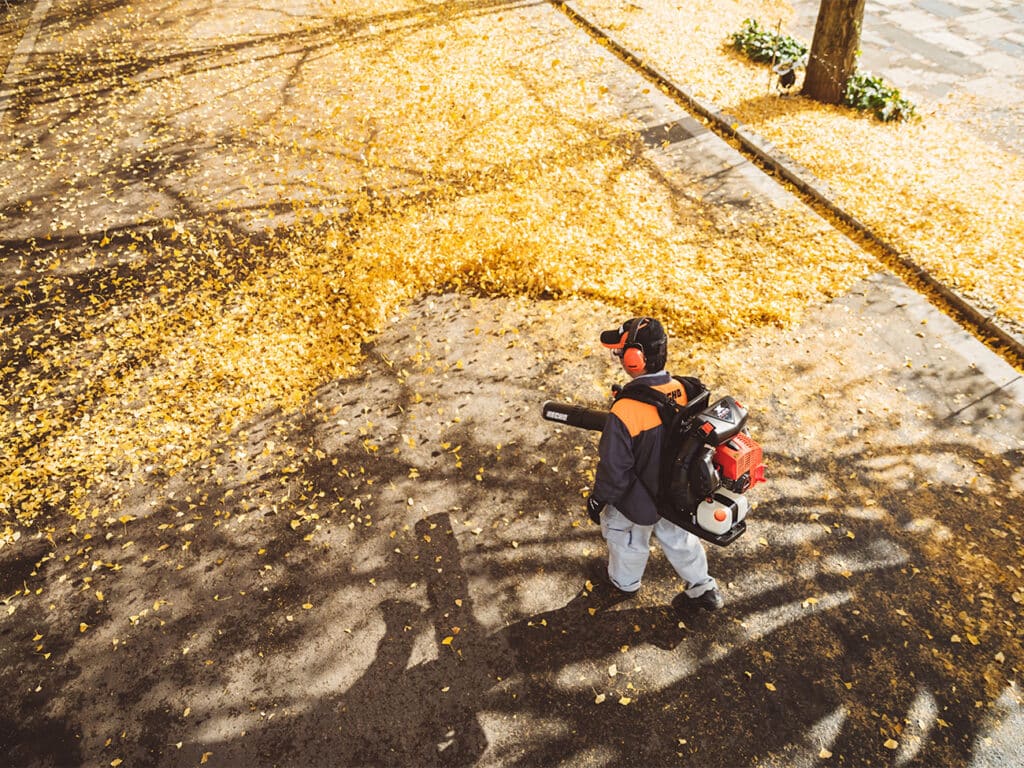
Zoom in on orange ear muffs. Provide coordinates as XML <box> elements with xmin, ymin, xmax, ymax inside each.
<box><xmin>622</xmin><ymin>345</ymin><xmax>646</xmax><ymax>374</ymax></box>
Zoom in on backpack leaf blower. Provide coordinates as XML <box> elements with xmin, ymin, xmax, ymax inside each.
<box><xmin>542</xmin><ymin>379</ymin><xmax>765</xmax><ymax>546</ymax></box>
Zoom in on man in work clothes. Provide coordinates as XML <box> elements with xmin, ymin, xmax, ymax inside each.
<box><xmin>586</xmin><ymin>317</ymin><xmax>724</xmax><ymax>611</ymax></box>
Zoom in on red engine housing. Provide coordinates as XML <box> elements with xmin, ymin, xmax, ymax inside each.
<box><xmin>714</xmin><ymin>432</ymin><xmax>765</xmax><ymax>491</ymax></box>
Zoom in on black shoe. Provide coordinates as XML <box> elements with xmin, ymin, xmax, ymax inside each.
<box><xmin>678</xmin><ymin>587</ymin><xmax>724</xmax><ymax>612</ymax></box>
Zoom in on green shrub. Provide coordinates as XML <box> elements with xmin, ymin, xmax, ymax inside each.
<box><xmin>843</xmin><ymin>71</ymin><xmax>916</xmax><ymax>122</ymax></box>
<box><xmin>731</xmin><ymin>19</ymin><xmax>915</xmax><ymax>122</ymax></box>
<box><xmin>730</xmin><ymin>18</ymin><xmax>808</xmax><ymax>66</ymax></box>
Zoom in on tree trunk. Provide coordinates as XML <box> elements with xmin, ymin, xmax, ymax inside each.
<box><xmin>803</xmin><ymin>0</ymin><xmax>866</xmax><ymax>105</ymax></box>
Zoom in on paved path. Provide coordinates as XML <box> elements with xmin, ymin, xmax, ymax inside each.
<box><xmin>0</xmin><ymin>1</ymin><xmax>1021</xmax><ymax>766</ymax></box>
<box><xmin>0</xmin><ymin>0</ymin><xmax>52</xmax><ymax>125</ymax></box>
<box><xmin>789</xmin><ymin>0</ymin><xmax>1024</xmax><ymax>153</ymax></box>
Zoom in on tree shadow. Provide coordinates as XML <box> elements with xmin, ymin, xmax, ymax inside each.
<box><xmin>2</xmin><ymin>296</ymin><xmax>1021</xmax><ymax>765</ymax></box>
<box><xmin>2</xmin><ymin>0</ymin><xmax>1022</xmax><ymax>765</ymax></box>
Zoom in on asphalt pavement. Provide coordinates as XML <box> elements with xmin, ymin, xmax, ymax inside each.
<box><xmin>1</xmin><ymin>1</ymin><xmax>1021</xmax><ymax>766</ymax></box>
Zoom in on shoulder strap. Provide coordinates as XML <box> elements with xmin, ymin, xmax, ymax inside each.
<box><xmin>614</xmin><ymin>384</ymin><xmax>680</xmax><ymax>509</ymax></box>
<box><xmin>615</xmin><ymin>382</ymin><xmax>676</xmax><ymax>412</ymax></box>
<box><xmin>615</xmin><ymin>380</ymin><xmax>710</xmax><ymax>515</ymax></box>
<box><xmin>618</xmin><ymin>378</ymin><xmax>704</xmax><ymax>407</ymax></box>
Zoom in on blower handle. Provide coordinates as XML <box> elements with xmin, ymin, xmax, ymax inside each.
<box><xmin>541</xmin><ymin>401</ymin><xmax>607</xmax><ymax>432</ymax></box>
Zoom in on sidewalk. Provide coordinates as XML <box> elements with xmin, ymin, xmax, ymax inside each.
<box><xmin>0</xmin><ymin>1</ymin><xmax>1021</xmax><ymax>766</ymax></box>
<box><xmin>789</xmin><ymin>0</ymin><xmax>1024</xmax><ymax>155</ymax></box>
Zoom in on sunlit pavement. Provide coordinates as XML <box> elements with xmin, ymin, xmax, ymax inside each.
<box><xmin>1</xmin><ymin>0</ymin><xmax>1022</xmax><ymax>765</ymax></box>
<box><xmin>788</xmin><ymin>0</ymin><xmax>1024</xmax><ymax>154</ymax></box>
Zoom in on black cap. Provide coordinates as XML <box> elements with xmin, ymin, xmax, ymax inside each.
<box><xmin>600</xmin><ymin>317</ymin><xmax>667</xmax><ymax>352</ymax></box>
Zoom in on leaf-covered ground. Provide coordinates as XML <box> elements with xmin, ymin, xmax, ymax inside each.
<box><xmin>570</xmin><ymin>0</ymin><xmax>1024</xmax><ymax>333</ymax></box>
<box><xmin>0</xmin><ymin>0</ymin><xmax>874</xmax><ymax>537</ymax></box>
<box><xmin>0</xmin><ymin>0</ymin><xmax>34</xmax><ymax>63</ymax></box>
<box><xmin>1</xmin><ymin>0</ymin><xmax>1022</xmax><ymax>766</ymax></box>
<box><xmin>2</xmin><ymin>281</ymin><xmax>1022</xmax><ymax>766</ymax></box>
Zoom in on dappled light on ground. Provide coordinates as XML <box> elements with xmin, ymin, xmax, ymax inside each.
<box><xmin>3</xmin><ymin>287</ymin><xmax>1021</xmax><ymax>766</ymax></box>
<box><xmin>1</xmin><ymin>0</ymin><xmax>871</xmax><ymax>535</ymax></box>
<box><xmin>0</xmin><ymin>1</ymin><xmax>1021</xmax><ymax>766</ymax></box>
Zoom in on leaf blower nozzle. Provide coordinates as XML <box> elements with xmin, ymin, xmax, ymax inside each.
<box><xmin>541</xmin><ymin>401</ymin><xmax>607</xmax><ymax>432</ymax></box>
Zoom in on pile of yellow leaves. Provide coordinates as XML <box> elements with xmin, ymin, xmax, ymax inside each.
<box><xmin>0</xmin><ymin>0</ymin><xmax>978</xmax><ymax>539</ymax></box>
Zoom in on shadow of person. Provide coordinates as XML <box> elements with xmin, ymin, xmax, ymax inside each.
<box><xmin>331</xmin><ymin>514</ymin><xmax>495</xmax><ymax>765</ymax></box>
<box><xmin>332</xmin><ymin>596</ymin><xmax>490</xmax><ymax>766</ymax></box>
<box><xmin>328</xmin><ymin>513</ymin><xmax>690</xmax><ymax>765</ymax></box>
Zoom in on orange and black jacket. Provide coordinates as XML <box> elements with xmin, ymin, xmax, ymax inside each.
<box><xmin>592</xmin><ymin>371</ymin><xmax>689</xmax><ymax>525</ymax></box>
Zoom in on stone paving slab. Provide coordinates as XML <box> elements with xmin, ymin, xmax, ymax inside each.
<box><xmin>789</xmin><ymin>0</ymin><xmax>1024</xmax><ymax>153</ymax></box>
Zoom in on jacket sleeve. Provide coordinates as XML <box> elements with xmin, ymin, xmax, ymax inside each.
<box><xmin>591</xmin><ymin>412</ymin><xmax>635</xmax><ymax>504</ymax></box>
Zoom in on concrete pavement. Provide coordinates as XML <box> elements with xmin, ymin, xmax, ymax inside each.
<box><xmin>789</xmin><ymin>0</ymin><xmax>1024</xmax><ymax>154</ymax></box>
<box><xmin>0</xmin><ymin>0</ymin><xmax>1021</xmax><ymax>766</ymax></box>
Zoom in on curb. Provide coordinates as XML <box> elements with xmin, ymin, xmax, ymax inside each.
<box><xmin>556</xmin><ymin>1</ymin><xmax>1024</xmax><ymax>367</ymax></box>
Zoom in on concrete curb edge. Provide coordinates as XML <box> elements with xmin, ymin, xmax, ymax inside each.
<box><xmin>556</xmin><ymin>1</ymin><xmax>1024</xmax><ymax>366</ymax></box>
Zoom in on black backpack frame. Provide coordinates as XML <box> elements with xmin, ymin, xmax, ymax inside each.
<box><xmin>615</xmin><ymin>376</ymin><xmax>748</xmax><ymax>546</ymax></box>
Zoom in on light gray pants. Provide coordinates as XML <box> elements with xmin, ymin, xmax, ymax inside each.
<box><xmin>601</xmin><ymin>505</ymin><xmax>716</xmax><ymax>596</ymax></box>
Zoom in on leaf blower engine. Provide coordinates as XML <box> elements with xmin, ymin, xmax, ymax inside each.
<box><xmin>541</xmin><ymin>384</ymin><xmax>765</xmax><ymax>546</ymax></box>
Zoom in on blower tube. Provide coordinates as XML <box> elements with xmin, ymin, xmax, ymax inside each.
<box><xmin>541</xmin><ymin>401</ymin><xmax>607</xmax><ymax>432</ymax></box>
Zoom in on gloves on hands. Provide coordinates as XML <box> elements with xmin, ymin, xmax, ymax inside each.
<box><xmin>586</xmin><ymin>496</ymin><xmax>606</xmax><ymax>524</ymax></box>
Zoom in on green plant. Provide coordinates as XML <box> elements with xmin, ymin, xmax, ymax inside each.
<box><xmin>844</xmin><ymin>71</ymin><xmax>916</xmax><ymax>122</ymax></box>
<box><xmin>731</xmin><ymin>19</ymin><xmax>915</xmax><ymax>122</ymax></box>
<box><xmin>730</xmin><ymin>18</ymin><xmax>808</xmax><ymax>66</ymax></box>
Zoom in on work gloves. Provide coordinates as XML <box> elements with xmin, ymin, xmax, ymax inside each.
<box><xmin>586</xmin><ymin>496</ymin><xmax>606</xmax><ymax>524</ymax></box>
